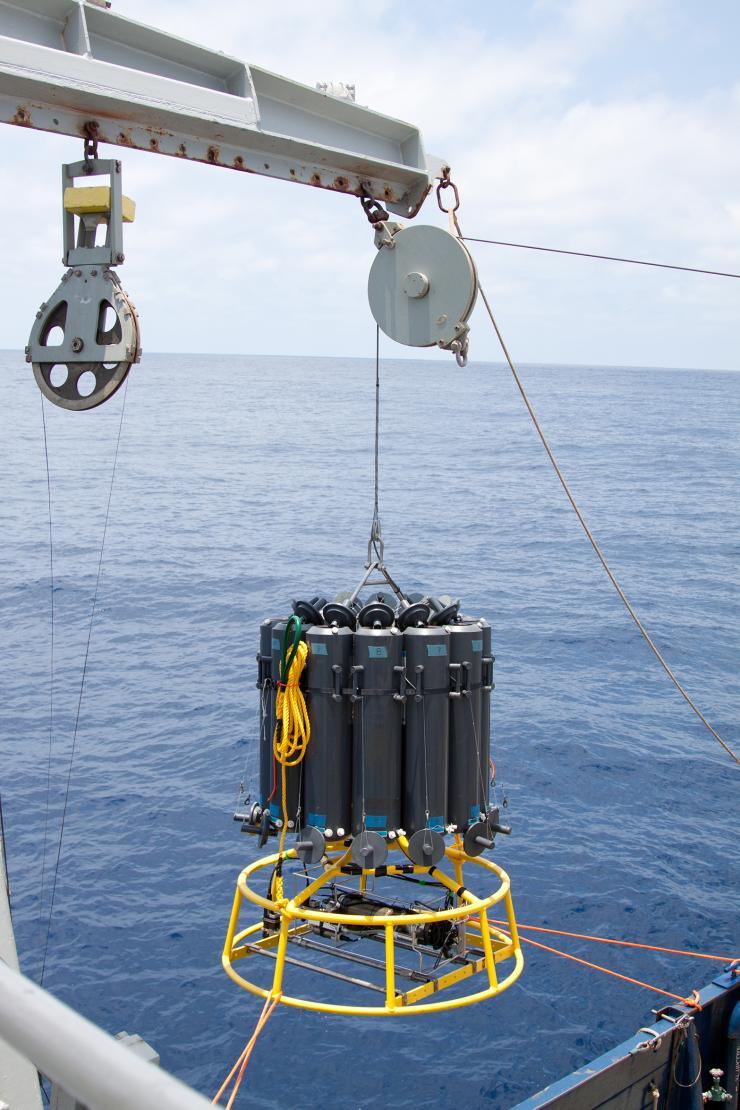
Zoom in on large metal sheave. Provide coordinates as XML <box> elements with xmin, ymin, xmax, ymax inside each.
<box><xmin>368</xmin><ymin>223</ymin><xmax>478</xmax><ymax>351</ymax></box>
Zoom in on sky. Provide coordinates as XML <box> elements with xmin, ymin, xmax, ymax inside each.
<box><xmin>2</xmin><ymin>0</ymin><xmax>740</xmax><ymax>368</ymax></box>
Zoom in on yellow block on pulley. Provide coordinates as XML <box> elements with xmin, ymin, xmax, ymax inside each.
<box><xmin>63</xmin><ymin>186</ymin><xmax>136</xmax><ymax>223</ymax></box>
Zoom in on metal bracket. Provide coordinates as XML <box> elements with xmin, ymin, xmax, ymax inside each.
<box><xmin>348</xmin><ymin>559</ymin><xmax>408</xmax><ymax>607</ymax></box>
<box><xmin>63</xmin><ymin>158</ymin><xmax>125</xmax><ymax>268</ymax></box>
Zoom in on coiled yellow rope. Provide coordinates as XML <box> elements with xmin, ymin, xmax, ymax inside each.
<box><xmin>273</xmin><ymin>635</ymin><xmax>310</xmax><ymax>898</ymax></box>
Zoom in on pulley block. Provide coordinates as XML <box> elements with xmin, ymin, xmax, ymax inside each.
<box><xmin>26</xmin><ymin>156</ymin><xmax>141</xmax><ymax>411</ymax></box>
<box><xmin>367</xmin><ymin>223</ymin><xmax>477</xmax><ymax>364</ymax></box>
<box><xmin>28</xmin><ymin>270</ymin><xmax>140</xmax><ymax>411</ymax></box>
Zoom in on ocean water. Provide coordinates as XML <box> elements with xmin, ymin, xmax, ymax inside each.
<box><xmin>0</xmin><ymin>349</ymin><xmax>738</xmax><ymax>1109</ymax></box>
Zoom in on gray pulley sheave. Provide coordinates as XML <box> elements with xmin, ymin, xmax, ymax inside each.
<box><xmin>28</xmin><ymin>268</ymin><xmax>140</xmax><ymax>411</ymax></box>
<box><xmin>27</xmin><ymin>154</ymin><xmax>141</xmax><ymax>411</ymax></box>
<box><xmin>367</xmin><ymin>223</ymin><xmax>478</xmax><ymax>364</ymax></box>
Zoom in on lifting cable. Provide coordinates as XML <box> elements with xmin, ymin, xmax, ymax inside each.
<box><xmin>370</xmin><ymin>324</ymin><xmax>383</xmax><ymax>560</ymax></box>
<box><xmin>460</xmin><ymin>235</ymin><xmax>740</xmax><ymax>282</ymax></box>
<box><xmin>437</xmin><ymin>173</ymin><xmax>739</xmax><ymax>767</ymax></box>
<box><xmin>38</xmin><ymin>394</ymin><xmax>55</xmax><ymax>938</ymax></box>
<box><xmin>38</xmin><ymin>378</ymin><xmax>130</xmax><ymax>985</ymax></box>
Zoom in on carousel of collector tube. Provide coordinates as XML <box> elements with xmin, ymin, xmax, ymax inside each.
<box><xmin>244</xmin><ymin>588</ymin><xmax>509</xmax><ymax>867</ymax></box>
<box><xmin>223</xmin><ymin>570</ymin><xmax>522</xmax><ymax>1017</ymax></box>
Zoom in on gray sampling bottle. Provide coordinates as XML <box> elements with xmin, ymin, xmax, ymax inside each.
<box><xmin>402</xmin><ymin>625</ymin><xmax>450</xmax><ymax>835</ymax></box>
<box><xmin>351</xmin><ymin>626</ymin><xmax>404</xmax><ymax>835</ymax></box>
<box><xmin>304</xmin><ymin>624</ymin><xmax>353</xmax><ymax>836</ymax></box>
<box><xmin>447</xmin><ymin>621</ymin><xmax>485</xmax><ymax>830</ymax></box>
<box><xmin>479</xmin><ymin>618</ymin><xmax>493</xmax><ymax>812</ymax></box>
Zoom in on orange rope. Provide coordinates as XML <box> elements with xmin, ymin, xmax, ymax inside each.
<box><xmin>212</xmin><ymin>992</ymin><xmax>282</xmax><ymax>1107</ymax></box>
<box><xmin>474</xmin><ymin>913</ymin><xmax>704</xmax><ymax>1009</ymax></box>
<box><xmin>489</xmin><ymin>920</ymin><xmax>738</xmax><ymax>963</ymax></box>
<box><xmin>515</xmin><ymin>934</ymin><xmax>702</xmax><ymax>1009</ymax></box>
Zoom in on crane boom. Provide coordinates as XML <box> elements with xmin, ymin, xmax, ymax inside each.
<box><xmin>0</xmin><ymin>0</ymin><xmax>441</xmax><ymax>216</ymax></box>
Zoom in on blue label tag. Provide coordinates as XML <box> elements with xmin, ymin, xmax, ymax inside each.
<box><xmin>364</xmin><ymin>815</ymin><xmax>387</xmax><ymax>829</ymax></box>
<box><xmin>470</xmin><ymin>804</ymin><xmax>482</xmax><ymax>822</ymax></box>
<box><xmin>311</xmin><ymin>642</ymin><xmax>328</xmax><ymax>655</ymax></box>
<box><xmin>429</xmin><ymin>815</ymin><xmax>445</xmax><ymax>832</ymax></box>
<box><xmin>308</xmin><ymin>812</ymin><xmax>326</xmax><ymax>829</ymax></box>
<box><xmin>272</xmin><ymin>637</ymin><xmax>281</xmax><ymax>651</ymax></box>
<box><xmin>368</xmin><ymin>646</ymin><xmax>388</xmax><ymax>659</ymax></box>
<box><xmin>269</xmin><ymin>802</ymin><xmax>280</xmax><ymax>818</ymax></box>
<box><xmin>472</xmin><ymin>639</ymin><xmax>483</xmax><ymax>652</ymax></box>
<box><xmin>427</xmin><ymin>644</ymin><xmax>448</xmax><ymax>657</ymax></box>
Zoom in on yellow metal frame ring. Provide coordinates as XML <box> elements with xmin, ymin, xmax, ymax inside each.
<box><xmin>222</xmin><ymin>838</ymin><xmax>524</xmax><ymax>1015</ymax></box>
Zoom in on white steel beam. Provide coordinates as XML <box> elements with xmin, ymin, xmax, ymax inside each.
<box><xmin>0</xmin><ymin>0</ymin><xmax>441</xmax><ymax>216</ymax></box>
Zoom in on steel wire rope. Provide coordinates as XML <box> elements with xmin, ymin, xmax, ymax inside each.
<box><xmin>38</xmin><ymin>394</ymin><xmax>55</xmax><ymax>938</ymax></box>
<box><xmin>370</xmin><ymin>325</ymin><xmax>382</xmax><ymax>560</ymax></box>
<box><xmin>39</xmin><ymin>376</ymin><xmax>130</xmax><ymax>985</ymax></box>
<box><xmin>475</xmin><ymin>274</ymin><xmax>739</xmax><ymax>766</ymax></box>
<box><xmin>439</xmin><ymin>183</ymin><xmax>739</xmax><ymax>767</ymax></box>
<box><xmin>459</xmin><ymin>235</ymin><xmax>740</xmax><ymax>281</ymax></box>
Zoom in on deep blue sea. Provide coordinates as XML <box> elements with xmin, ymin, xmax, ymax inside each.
<box><xmin>1</xmin><ymin>350</ymin><xmax>738</xmax><ymax>1109</ymax></box>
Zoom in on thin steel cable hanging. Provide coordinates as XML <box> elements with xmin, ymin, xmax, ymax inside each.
<box><xmin>461</xmin><ymin>235</ymin><xmax>740</xmax><ymax>281</ymax></box>
<box><xmin>38</xmin><ymin>393</ymin><xmax>55</xmax><ymax>936</ymax></box>
<box><xmin>436</xmin><ymin>176</ymin><xmax>739</xmax><ymax>766</ymax></box>
<box><xmin>369</xmin><ymin>324</ymin><xmax>383</xmax><ymax>561</ymax></box>
<box><xmin>39</xmin><ymin>377</ymin><xmax>131</xmax><ymax>985</ymax></box>
<box><xmin>473</xmin><ymin>277</ymin><xmax>739</xmax><ymax>766</ymax></box>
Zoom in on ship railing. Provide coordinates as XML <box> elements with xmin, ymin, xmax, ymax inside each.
<box><xmin>0</xmin><ymin>958</ymin><xmax>212</xmax><ymax>1110</ymax></box>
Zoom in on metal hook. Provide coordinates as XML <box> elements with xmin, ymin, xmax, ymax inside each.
<box><xmin>82</xmin><ymin>120</ymin><xmax>100</xmax><ymax>173</ymax></box>
<box><xmin>360</xmin><ymin>187</ymin><xmax>390</xmax><ymax>225</ymax></box>
<box><xmin>436</xmin><ymin>167</ymin><xmax>460</xmax><ymax>213</ymax></box>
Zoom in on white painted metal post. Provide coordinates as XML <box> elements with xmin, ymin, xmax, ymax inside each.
<box><xmin>0</xmin><ymin>961</ymin><xmax>213</xmax><ymax>1110</ymax></box>
<box><xmin>0</xmin><ymin>842</ymin><xmax>44</xmax><ymax>1110</ymax></box>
